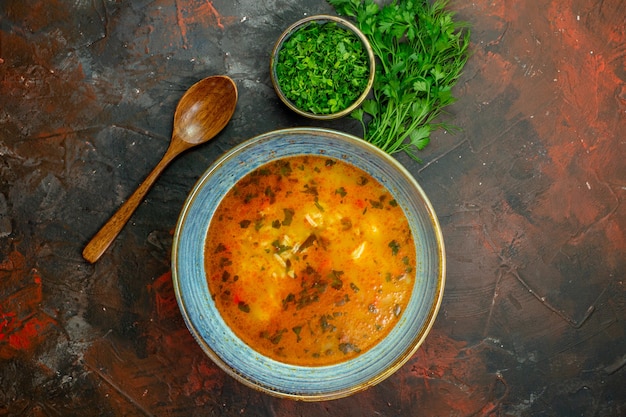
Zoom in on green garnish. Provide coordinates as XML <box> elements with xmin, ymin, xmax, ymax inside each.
<box><xmin>292</xmin><ymin>326</ymin><xmax>303</xmax><ymax>342</ymax></box>
<box><xmin>275</xmin><ymin>21</ymin><xmax>370</xmax><ymax>114</ymax></box>
<box><xmin>238</xmin><ymin>301</ymin><xmax>250</xmax><ymax>313</ymax></box>
<box><xmin>327</xmin><ymin>0</ymin><xmax>470</xmax><ymax>160</ymax></box>
<box><xmin>388</xmin><ymin>240</ymin><xmax>400</xmax><ymax>256</ymax></box>
<box><xmin>329</xmin><ymin>270</ymin><xmax>344</xmax><ymax>290</ymax></box>
<box><xmin>369</xmin><ymin>199</ymin><xmax>383</xmax><ymax>209</ymax></box>
<box><xmin>271</xmin><ymin>240</ymin><xmax>292</xmax><ymax>253</ymax></box>
<box><xmin>261</xmin><ymin>329</ymin><xmax>287</xmax><ymax>344</ymax></box>
<box><xmin>282</xmin><ymin>208</ymin><xmax>295</xmax><ymax>226</ymax></box>
<box><xmin>320</xmin><ymin>315</ymin><xmax>337</xmax><ymax>332</ymax></box>
<box><xmin>302</xmin><ymin>183</ymin><xmax>318</xmax><ymax>196</ymax></box>
<box><xmin>265</xmin><ymin>186</ymin><xmax>276</xmax><ymax>202</ymax></box>
<box><xmin>338</xmin><ymin>342</ymin><xmax>361</xmax><ymax>354</ymax></box>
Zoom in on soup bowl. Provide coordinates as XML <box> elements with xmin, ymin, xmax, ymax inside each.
<box><xmin>171</xmin><ymin>128</ymin><xmax>445</xmax><ymax>400</ymax></box>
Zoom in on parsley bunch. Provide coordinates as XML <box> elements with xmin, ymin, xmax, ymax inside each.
<box><xmin>327</xmin><ymin>0</ymin><xmax>470</xmax><ymax>160</ymax></box>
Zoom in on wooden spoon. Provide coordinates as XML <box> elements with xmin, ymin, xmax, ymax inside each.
<box><xmin>82</xmin><ymin>75</ymin><xmax>238</xmax><ymax>263</ymax></box>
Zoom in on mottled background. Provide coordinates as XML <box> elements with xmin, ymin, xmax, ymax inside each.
<box><xmin>1</xmin><ymin>0</ymin><xmax>624</xmax><ymax>416</ymax></box>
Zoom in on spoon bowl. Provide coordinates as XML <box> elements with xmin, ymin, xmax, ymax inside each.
<box><xmin>82</xmin><ymin>75</ymin><xmax>238</xmax><ymax>263</ymax></box>
<box><xmin>173</xmin><ymin>76</ymin><xmax>238</xmax><ymax>146</ymax></box>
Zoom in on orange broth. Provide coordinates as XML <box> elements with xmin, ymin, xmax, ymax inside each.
<box><xmin>205</xmin><ymin>155</ymin><xmax>415</xmax><ymax>366</ymax></box>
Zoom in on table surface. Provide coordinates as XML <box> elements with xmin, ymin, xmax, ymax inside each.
<box><xmin>1</xmin><ymin>0</ymin><xmax>625</xmax><ymax>416</ymax></box>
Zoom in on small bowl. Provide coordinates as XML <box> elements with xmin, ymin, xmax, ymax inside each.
<box><xmin>270</xmin><ymin>15</ymin><xmax>376</xmax><ymax>120</ymax></box>
<box><xmin>172</xmin><ymin>128</ymin><xmax>446</xmax><ymax>401</ymax></box>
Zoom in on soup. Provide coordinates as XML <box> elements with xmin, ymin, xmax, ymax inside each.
<box><xmin>205</xmin><ymin>155</ymin><xmax>415</xmax><ymax>366</ymax></box>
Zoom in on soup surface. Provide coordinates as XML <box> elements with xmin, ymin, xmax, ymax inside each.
<box><xmin>205</xmin><ymin>155</ymin><xmax>415</xmax><ymax>366</ymax></box>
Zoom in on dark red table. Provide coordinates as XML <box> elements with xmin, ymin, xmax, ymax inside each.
<box><xmin>1</xmin><ymin>0</ymin><xmax>625</xmax><ymax>415</ymax></box>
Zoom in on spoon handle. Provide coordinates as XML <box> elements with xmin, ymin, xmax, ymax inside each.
<box><xmin>82</xmin><ymin>148</ymin><xmax>178</xmax><ymax>263</ymax></box>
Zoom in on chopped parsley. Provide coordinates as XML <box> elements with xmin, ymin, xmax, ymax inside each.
<box><xmin>275</xmin><ymin>21</ymin><xmax>371</xmax><ymax>114</ymax></box>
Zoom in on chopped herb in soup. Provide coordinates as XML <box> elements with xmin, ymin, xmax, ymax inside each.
<box><xmin>205</xmin><ymin>155</ymin><xmax>415</xmax><ymax>366</ymax></box>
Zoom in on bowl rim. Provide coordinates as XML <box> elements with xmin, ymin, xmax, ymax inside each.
<box><xmin>171</xmin><ymin>128</ymin><xmax>446</xmax><ymax>401</ymax></box>
<box><xmin>270</xmin><ymin>15</ymin><xmax>376</xmax><ymax>120</ymax></box>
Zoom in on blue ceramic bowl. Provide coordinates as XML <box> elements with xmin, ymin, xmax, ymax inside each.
<box><xmin>171</xmin><ymin>128</ymin><xmax>445</xmax><ymax>400</ymax></box>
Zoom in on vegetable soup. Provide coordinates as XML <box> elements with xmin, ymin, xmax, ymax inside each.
<box><xmin>205</xmin><ymin>155</ymin><xmax>415</xmax><ymax>366</ymax></box>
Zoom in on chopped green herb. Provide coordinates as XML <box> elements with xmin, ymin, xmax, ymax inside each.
<box><xmin>272</xmin><ymin>240</ymin><xmax>292</xmax><ymax>253</ymax></box>
<box><xmin>265</xmin><ymin>186</ymin><xmax>276</xmax><ymax>202</ymax></box>
<box><xmin>282</xmin><ymin>293</ymin><xmax>296</xmax><ymax>309</ymax></box>
<box><xmin>279</xmin><ymin>161</ymin><xmax>293</xmax><ymax>177</ymax></box>
<box><xmin>261</xmin><ymin>329</ymin><xmax>287</xmax><ymax>344</ymax></box>
<box><xmin>335</xmin><ymin>186</ymin><xmax>347</xmax><ymax>198</ymax></box>
<box><xmin>303</xmin><ymin>184</ymin><xmax>318</xmax><ymax>196</ymax></box>
<box><xmin>282</xmin><ymin>208</ymin><xmax>295</xmax><ymax>226</ymax></box>
<box><xmin>320</xmin><ymin>315</ymin><xmax>337</xmax><ymax>332</ymax></box>
<box><xmin>238</xmin><ymin>301</ymin><xmax>250</xmax><ymax>313</ymax></box>
<box><xmin>389</xmin><ymin>240</ymin><xmax>400</xmax><ymax>256</ymax></box>
<box><xmin>327</xmin><ymin>0</ymin><xmax>470</xmax><ymax>160</ymax></box>
<box><xmin>275</xmin><ymin>21</ymin><xmax>371</xmax><ymax>115</ymax></box>
<box><xmin>339</xmin><ymin>342</ymin><xmax>361</xmax><ymax>354</ymax></box>
<box><xmin>239</xmin><ymin>219</ymin><xmax>252</xmax><ymax>229</ymax></box>
<box><xmin>329</xmin><ymin>270</ymin><xmax>344</xmax><ymax>290</ymax></box>
<box><xmin>281</xmin><ymin>266</ymin><xmax>328</xmax><ymax>310</ymax></box>
<box><xmin>292</xmin><ymin>326</ymin><xmax>303</xmax><ymax>342</ymax></box>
